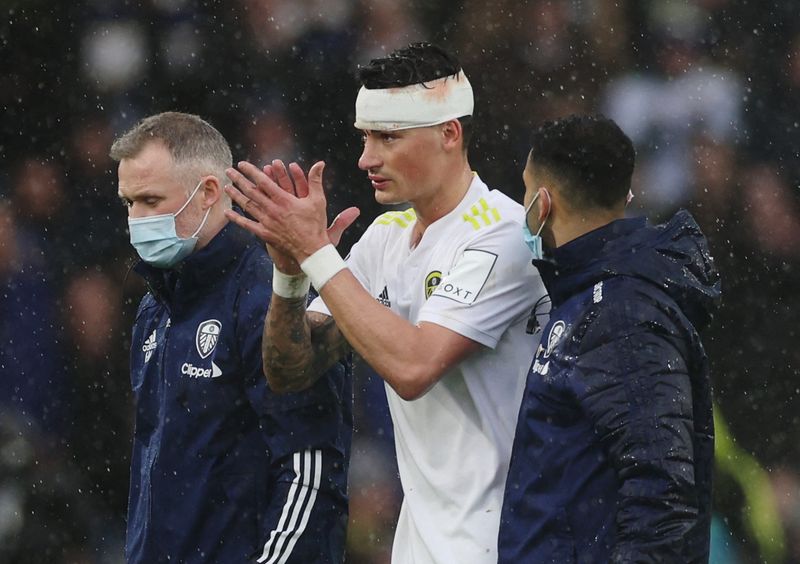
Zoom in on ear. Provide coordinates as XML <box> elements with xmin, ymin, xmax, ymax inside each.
<box><xmin>200</xmin><ymin>175</ymin><xmax>222</xmax><ymax>209</ymax></box>
<box><xmin>440</xmin><ymin>119</ymin><xmax>463</xmax><ymax>152</ymax></box>
<box><xmin>537</xmin><ymin>187</ymin><xmax>552</xmax><ymax>224</ymax></box>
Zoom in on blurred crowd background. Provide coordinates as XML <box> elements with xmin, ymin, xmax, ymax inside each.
<box><xmin>1</xmin><ymin>0</ymin><xmax>799</xmax><ymax>562</ymax></box>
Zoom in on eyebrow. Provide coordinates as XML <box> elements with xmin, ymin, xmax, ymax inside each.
<box><xmin>118</xmin><ymin>190</ymin><xmax>163</xmax><ymax>202</ymax></box>
<box><xmin>362</xmin><ymin>129</ymin><xmax>403</xmax><ymax>136</ymax></box>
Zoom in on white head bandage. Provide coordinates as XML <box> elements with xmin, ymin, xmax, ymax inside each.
<box><xmin>354</xmin><ymin>70</ymin><xmax>474</xmax><ymax>131</ymax></box>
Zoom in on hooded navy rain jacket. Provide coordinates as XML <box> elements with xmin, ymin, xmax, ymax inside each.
<box><xmin>499</xmin><ymin>210</ymin><xmax>720</xmax><ymax>563</ymax></box>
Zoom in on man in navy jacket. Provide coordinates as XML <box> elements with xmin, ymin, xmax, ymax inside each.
<box><xmin>499</xmin><ymin>115</ymin><xmax>720</xmax><ymax>563</ymax></box>
<box><xmin>111</xmin><ymin>112</ymin><xmax>352</xmax><ymax>563</ymax></box>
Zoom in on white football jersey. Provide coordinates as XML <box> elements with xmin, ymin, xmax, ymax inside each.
<box><xmin>309</xmin><ymin>175</ymin><xmax>547</xmax><ymax>564</ymax></box>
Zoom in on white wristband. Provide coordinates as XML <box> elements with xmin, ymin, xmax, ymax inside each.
<box><xmin>300</xmin><ymin>244</ymin><xmax>347</xmax><ymax>291</ymax></box>
<box><xmin>272</xmin><ymin>267</ymin><xmax>311</xmax><ymax>299</ymax></box>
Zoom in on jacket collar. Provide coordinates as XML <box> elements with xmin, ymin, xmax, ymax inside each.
<box><xmin>533</xmin><ymin>216</ymin><xmax>646</xmax><ymax>307</ymax></box>
<box><xmin>134</xmin><ymin>219</ymin><xmax>252</xmax><ymax>302</ymax></box>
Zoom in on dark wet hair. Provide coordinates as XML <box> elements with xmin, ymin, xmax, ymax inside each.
<box><xmin>357</xmin><ymin>42</ymin><xmax>462</xmax><ymax>89</ymax></box>
<box><xmin>529</xmin><ymin>115</ymin><xmax>635</xmax><ymax>209</ymax></box>
<box><xmin>357</xmin><ymin>42</ymin><xmax>473</xmax><ymax>152</ymax></box>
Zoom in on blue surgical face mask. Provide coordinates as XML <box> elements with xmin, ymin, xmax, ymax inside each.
<box><xmin>128</xmin><ymin>179</ymin><xmax>211</xmax><ymax>269</ymax></box>
<box><xmin>522</xmin><ymin>191</ymin><xmax>548</xmax><ymax>260</ymax></box>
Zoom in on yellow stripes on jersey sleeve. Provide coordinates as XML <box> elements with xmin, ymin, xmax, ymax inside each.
<box><xmin>374</xmin><ymin>208</ymin><xmax>417</xmax><ymax>228</ymax></box>
<box><xmin>462</xmin><ymin>197</ymin><xmax>501</xmax><ymax>230</ymax></box>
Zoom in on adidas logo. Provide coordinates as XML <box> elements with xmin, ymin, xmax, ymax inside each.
<box><xmin>377</xmin><ymin>286</ymin><xmax>391</xmax><ymax>307</ymax></box>
<box><xmin>142</xmin><ymin>330</ymin><xmax>157</xmax><ymax>363</ymax></box>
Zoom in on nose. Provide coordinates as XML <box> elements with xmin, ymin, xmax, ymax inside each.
<box><xmin>358</xmin><ymin>136</ymin><xmax>382</xmax><ymax>171</ymax></box>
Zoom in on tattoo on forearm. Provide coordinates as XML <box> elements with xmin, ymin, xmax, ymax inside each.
<box><xmin>310</xmin><ymin>316</ymin><xmax>350</xmax><ymax>375</ymax></box>
<box><xmin>262</xmin><ymin>298</ymin><xmax>349</xmax><ymax>392</ymax></box>
<box><xmin>289</xmin><ymin>326</ymin><xmax>305</xmax><ymax>345</ymax></box>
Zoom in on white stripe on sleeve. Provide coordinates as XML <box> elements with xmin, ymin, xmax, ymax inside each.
<box><xmin>257</xmin><ymin>449</ymin><xmax>323</xmax><ymax>564</ymax></box>
<box><xmin>274</xmin><ymin>449</ymin><xmax>323</xmax><ymax>564</ymax></box>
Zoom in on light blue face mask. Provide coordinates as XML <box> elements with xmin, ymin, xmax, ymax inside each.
<box><xmin>128</xmin><ymin>179</ymin><xmax>211</xmax><ymax>269</ymax></box>
<box><xmin>522</xmin><ymin>191</ymin><xmax>548</xmax><ymax>260</ymax></box>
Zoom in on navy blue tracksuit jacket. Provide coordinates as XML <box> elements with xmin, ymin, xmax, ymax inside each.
<box><xmin>126</xmin><ymin>222</ymin><xmax>352</xmax><ymax>563</ymax></box>
<box><xmin>499</xmin><ymin>211</ymin><xmax>720</xmax><ymax>563</ymax></box>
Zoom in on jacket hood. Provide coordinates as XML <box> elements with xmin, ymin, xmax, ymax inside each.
<box><xmin>535</xmin><ymin>210</ymin><xmax>721</xmax><ymax>329</ymax></box>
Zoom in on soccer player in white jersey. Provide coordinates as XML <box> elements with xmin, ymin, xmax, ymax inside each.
<box><xmin>225</xmin><ymin>43</ymin><xmax>547</xmax><ymax>564</ymax></box>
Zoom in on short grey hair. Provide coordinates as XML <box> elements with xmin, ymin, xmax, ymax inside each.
<box><xmin>110</xmin><ymin>112</ymin><xmax>232</xmax><ymax>197</ymax></box>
